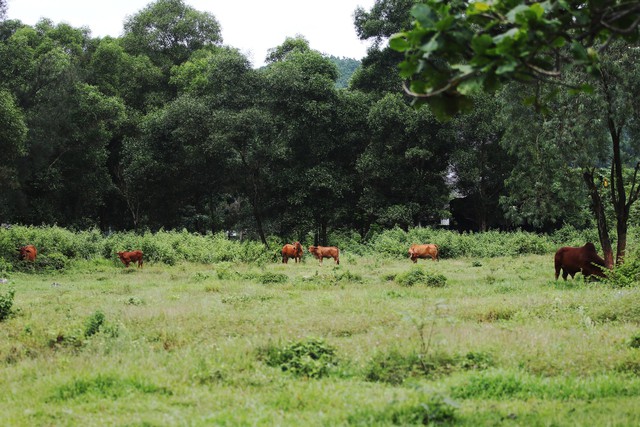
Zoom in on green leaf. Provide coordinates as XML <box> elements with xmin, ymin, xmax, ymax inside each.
<box><xmin>451</xmin><ymin>64</ymin><xmax>473</xmax><ymax>74</ymax></box>
<box><xmin>506</xmin><ymin>5</ymin><xmax>529</xmax><ymax>23</ymax></box>
<box><xmin>471</xmin><ymin>1</ymin><xmax>491</xmax><ymax>12</ymax></box>
<box><xmin>471</xmin><ymin>34</ymin><xmax>494</xmax><ymax>54</ymax></box>
<box><xmin>457</xmin><ymin>77</ymin><xmax>483</xmax><ymax>95</ymax></box>
<box><xmin>420</xmin><ymin>34</ymin><xmax>441</xmax><ymax>54</ymax></box>
<box><xmin>496</xmin><ymin>58</ymin><xmax>517</xmax><ymax>75</ymax></box>
<box><xmin>570</xmin><ymin>41</ymin><xmax>588</xmax><ymax>61</ymax></box>
<box><xmin>551</xmin><ymin>37</ymin><xmax>566</xmax><ymax>48</ymax></box>
<box><xmin>389</xmin><ymin>34</ymin><xmax>410</xmax><ymax>52</ymax></box>
<box><xmin>411</xmin><ymin>4</ymin><xmax>437</xmax><ymax>28</ymax></box>
<box><xmin>529</xmin><ymin>3</ymin><xmax>545</xmax><ymax>19</ymax></box>
<box><xmin>493</xmin><ymin>28</ymin><xmax>519</xmax><ymax>45</ymax></box>
<box><xmin>436</xmin><ymin>15</ymin><xmax>455</xmax><ymax>31</ymax></box>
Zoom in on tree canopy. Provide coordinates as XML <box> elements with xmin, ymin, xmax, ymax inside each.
<box><xmin>390</xmin><ymin>0</ymin><xmax>640</xmax><ymax>119</ymax></box>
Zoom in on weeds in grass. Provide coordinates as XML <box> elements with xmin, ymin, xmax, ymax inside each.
<box><xmin>396</xmin><ymin>267</ymin><xmax>447</xmax><ymax>287</ymax></box>
<box><xmin>365</xmin><ymin>349</ymin><xmax>494</xmax><ymax>385</ymax></box>
<box><xmin>347</xmin><ymin>391</ymin><xmax>457</xmax><ymax>425</ymax></box>
<box><xmin>221</xmin><ymin>294</ymin><xmax>272</xmax><ymax>305</ymax></box>
<box><xmin>450</xmin><ymin>369</ymin><xmax>640</xmax><ymax>400</ymax></box>
<box><xmin>630</xmin><ymin>334</ymin><xmax>640</xmax><ymax>349</ymax></box>
<box><xmin>84</xmin><ymin>311</ymin><xmax>105</xmax><ymax>337</ymax></box>
<box><xmin>192</xmin><ymin>272</ymin><xmax>211</xmax><ymax>282</ymax></box>
<box><xmin>48</xmin><ymin>374</ymin><xmax>172</xmax><ymax>401</ymax></box>
<box><xmin>260</xmin><ymin>338</ymin><xmax>338</xmax><ymax>378</ymax></box>
<box><xmin>258</xmin><ymin>272</ymin><xmax>288</xmax><ymax>284</ymax></box>
<box><xmin>0</xmin><ymin>286</ymin><xmax>15</xmax><ymax>321</ymax></box>
<box><xmin>126</xmin><ymin>296</ymin><xmax>144</xmax><ymax>306</ymax></box>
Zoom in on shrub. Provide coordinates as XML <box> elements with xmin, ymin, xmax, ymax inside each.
<box><xmin>36</xmin><ymin>252</ymin><xmax>70</xmax><ymax>272</ymax></box>
<box><xmin>604</xmin><ymin>257</ymin><xmax>640</xmax><ymax>287</ymax></box>
<box><xmin>258</xmin><ymin>272</ymin><xmax>288</xmax><ymax>284</ymax></box>
<box><xmin>260</xmin><ymin>338</ymin><xmax>338</xmax><ymax>378</ymax></box>
<box><xmin>364</xmin><ymin>350</ymin><xmax>420</xmax><ymax>385</ymax></box>
<box><xmin>84</xmin><ymin>311</ymin><xmax>105</xmax><ymax>337</ymax></box>
<box><xmin>629</xmin><ymin>334</ymin><xmax>640</xmax><ymax>349</ymax></box>
<box><xmin>348</xmin><ymin>393</ymin><xmax>457</xmax><ymax>426</ymax></box>
<box><xmin>396</xmin><ymin>268</ymin><xmax>447</xmax><ymax>287</ymax></box>
<box><xmin>0</xmin><ymin>287</ymin><xmax>15</xmax><ymax>321</ymax></box>
<box><xmin>0</xmin><ymin>258</ymin><xmax>12</xmax><ymax>273</ymax></box>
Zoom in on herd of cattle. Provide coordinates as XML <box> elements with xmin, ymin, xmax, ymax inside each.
<box><xmin>13</xmin><ymin>241</ymin><xmax>608</xmax><ymax>280</ymax></box>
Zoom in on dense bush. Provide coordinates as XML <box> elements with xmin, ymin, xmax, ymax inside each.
<box><xmin>367</xmin><ymin>225</ymin><xmax>605</xmax><ymax>259</ymax></box>
<box><xmin>348</xmin><ymin>393</ymin><xmax>457</xmax><ymax>426</ymax></box>
<box><xmin>0</xmin><ymin>287</ymin><xmax>15</xmax><ymax>321</ymax></box>
<box><xmin>0</xmin><ymin>224</ymin><xmax>628</xmax><ymax>271</ymax></box>
<box><xmin>0</xmin><ymin>226</ymin><xmax>269</xmax><ymax>270</ymax></box>
<box><xmin>84</xmin><ymin>311</ymin><xmax>106</xmax><ymax>337</ymax></box>
<box><xmin>260</xmin><ymin>338</ymin><xmax>338</xmax><ymax>378</ymax></box>
<box><xmin>395</xmin><ymin>267</ymin><xmax>447</xmax><ymax>287</ymax></box>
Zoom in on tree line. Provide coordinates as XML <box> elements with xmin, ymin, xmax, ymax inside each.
<box><xmin>1</xmin><ymin>0</ymin><xmax>639</xmax><ymax>251</ymax></box>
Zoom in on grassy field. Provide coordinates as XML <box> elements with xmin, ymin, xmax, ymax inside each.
<box><xmin>1</xmin><ymin>253</ymin><xmax>639</xmax><ymax>426</ymax></box>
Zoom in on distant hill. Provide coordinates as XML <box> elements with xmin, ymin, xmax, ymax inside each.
<box><xmin>327</xmin><ymin>56</ymin><xmax>361</xmax><ymax>89</ymax></box>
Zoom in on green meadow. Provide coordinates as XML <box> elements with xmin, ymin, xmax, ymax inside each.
<box><xmin>1</xmin><ymin>225</ymin><xmax>640</xmax><ymax>426</ymax></box>
<box><xmin>1</xmin><ymin>242</ymin><xmax>640</xmax><ymax>426</ymax></box>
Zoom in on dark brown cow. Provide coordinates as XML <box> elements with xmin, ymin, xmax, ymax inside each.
<box><xmin>554</xmin><ymin>242</ymin><xmax>606</xmax><ymax>280</ymax></box>
<box><xmin>308</xmin><ymin>245</ymin><xmax>340</xmax><ymax>265</ymax></box>
<box><xmin>17</xmin><ymin>245</ymin><xmax>37</xmax><ymax>262</ymax></box>
<box><xmin>282</xmin><ymin>242</ymin><xmax>304</xmax><ymax>264</ymax></box>
<box><xmin>408</xmin><ymin>244</ymin><xmax>439</xmax><ymax>263</ymax></box>
<box><xmin>117</xmin><ymin>250</ymin><xmax>144</xmax><ymax>268</ymax></box>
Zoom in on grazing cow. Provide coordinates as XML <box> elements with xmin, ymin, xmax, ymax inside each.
<box><xmin>408</xmin><ymin>244</ymin><xmax>439</xmax><ymax>263</ymax></box>
<box><xmin>554</xmin><ymin>242</ymin><xmax>606</xmax><ymax>280</ymax></box>
<box><xmin>308</xmin><ymin>245</ymin><xmax>340</xmax><ymax>265</ymax></box>
<box><xmin>17</xmin><ymin>245</ymin><xmax>37</xmax><ymax>262</ymax></box>
<box><xmin>116</xmin><ymin>250</ymin><xmax>144</xmax><ymax>268</ymax></box>
<box><xmin>282</xmin><ymin>241</ymin><xmax>304</xmax><ymax>264</ymax></box>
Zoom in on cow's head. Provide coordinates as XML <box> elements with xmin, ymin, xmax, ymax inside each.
<box><xmin>294</xmin><ymin>241</ymin><xmax>303</xmax><ymax>255</ymax></box>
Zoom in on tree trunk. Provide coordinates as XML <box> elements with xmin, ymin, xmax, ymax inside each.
<box><xmin>248</xmin><ymin>170</ymin><xmax>268</xmax><ymax>248</ymax></box>
<box><xmin>583</xmin><ymin>169</ymin><xmax>614</xmax><ymax>268</ymax></box>
<box><xmin>250</xmin><ymin>199</ymin><xmax>268</xmax><ymax>248</ymax></box>
<box><xmin>320</xmin><ymin>219</ymin><xmax>328</xmax><ymax>246</ymax></box>
<box><xmin>616</xmin><ymin>221</ymin><xmax>627</xmax><ymax>266</ymax></box>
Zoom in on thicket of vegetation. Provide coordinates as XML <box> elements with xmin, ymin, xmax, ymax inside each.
<box><xmin>0</xmin><ymin>223</ymin><xmax>621</xmax><ymax>270</ymax></box>
<box><xmin>2</xmin><ymin>0</ymin><xmax>639</xmax><ymax>252</ymax></box>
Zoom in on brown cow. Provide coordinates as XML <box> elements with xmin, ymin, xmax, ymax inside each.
<box><xmin>17</xmin><ymin>245</ymin><xmax>37</xmax><ymax>262</ymax></box>
<box><xmin>282</xmin><ymin>242</ymin><xmax>304</xmax><ymax>264</ymax></box>
<box><xmin>116</xmin><ymin>250</ymin><xmax>144</xmax><ymax>268</ymax></box>
<box><xmin>408</xmin><ymin>244</ymin><xmax>439</xmax><ymax>263</ymax></box>
<box><xmin>308</xmin><ymin>245</ymin><xmax>340</xmax><ymax>265</ymax></box>
<box><xmin>554</xmin><ymin>242</ymin><xmax>606</xmax><ymax>280</ymax></box>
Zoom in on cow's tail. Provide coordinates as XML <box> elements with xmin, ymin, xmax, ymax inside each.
<box><xmin>554</xmin><ymin>254</ymin><xmax>562</xmax><ymax>280</ymax></box>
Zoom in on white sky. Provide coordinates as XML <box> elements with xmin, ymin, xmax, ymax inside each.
<box><xmin>6</xmin><ymin>0</ymin><xmax>376</xmax><ymax>67</ymax></box>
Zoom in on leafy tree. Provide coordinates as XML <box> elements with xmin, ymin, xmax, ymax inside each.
<box><xmin>0</xmin><ymin>89</ymin><xmax>27</xmax><ymax>220</ymax></box>
<box><xmin>446</xmin><ymin>93</ymin><xmax>512</xmax><ymax>231</ymax></box>
<box><xmin>120</xmin><ymin>93</ymin><xmax>225</xmax><ymax>230</ymax></box>
<box><xmin>0</xmin><ymin>0</ymin><xmax>6</xmax><ymax>21</ymax></box>
<box><xmin>498</xmin><ymin>83</ymin><xmax>592</xmax><ymax>230</ymax></box>
<box><xmin>499</xmin><ymin>43</ymin><xmax>640</xmax><ymax>266</ymax></box>
<box><xmin>265</xmin><ymin>35</ymin><xmax>311</xmax><ymax>63</ymax></box>
<box><xmin>391</xmin><ymin>0</ymin><xmax>640</xmax><ymax>119</ymax></box>
<box><xmin>210</xmin><ymin>107</ymin><xmax>281</xmax><ymax>245</ymax></box>
<box><xmin>121</xmin><ymin>0</ymin><xmax>222</xmax><ymax>70</ymax></box>
<box><xmin>326</xmin><ymin>55</ymin><xmax>360</xmax><ymax>88</ymax></box>
<box><xmin>351</xmin><ymin>0</ymin><xmax>418</xmax><ymax>94</ymax></box>
<box><xmin>262</xmin><ymin>45</ymin><xmax>357</xmax><ymax>244</ymax></box>
<box><xmin>87</xmin><ymin>37</ymin><xmax>163</xmax><ymax>111</ymax></box>
<box><xmin>0</xmin><ymin>20</ymin><xmax>124</xmax><ymax>226</ymax></box>
<box><xmin>357</xmin><ymin>93</ymin><xmax>450</xmax><ymax>230</ymax></box>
